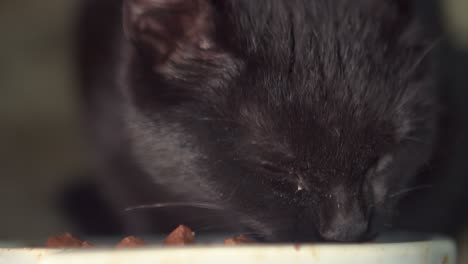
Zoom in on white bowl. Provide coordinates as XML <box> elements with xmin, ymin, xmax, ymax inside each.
<box><xmin>0</xmin><ymin>232</ymin><xmax>457</xmax><ymax>264</ymax></box>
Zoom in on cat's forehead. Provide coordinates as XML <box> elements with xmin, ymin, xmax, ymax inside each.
<box><xmin>228</xmin><ymin>0</ymin><xmax>406</xmax><ymax>60</ymax></box>
<box><xmin>234</xmin><ymin>93</ymin><xmax>395</xmax><ymax>164</ymax></box>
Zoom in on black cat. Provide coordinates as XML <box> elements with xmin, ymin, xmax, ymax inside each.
<box><xmin>74</xmin><ymin>0</ymin><xmax>441</xmax><ymax>242</ymax></box>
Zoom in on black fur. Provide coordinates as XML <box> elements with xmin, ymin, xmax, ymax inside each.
<box><xmin>77</xmin><ymin>0</ymin><xmax>438</xmax><ymax>242</ymax></box>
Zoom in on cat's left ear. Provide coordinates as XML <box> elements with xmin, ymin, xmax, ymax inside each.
<box><xmin>123</xmin><ymin>0</ymin><xmax>217</xmax><ymax>68</ymax></box>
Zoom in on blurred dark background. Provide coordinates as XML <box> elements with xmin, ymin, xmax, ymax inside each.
<box><xmin>0</xmin><ymin>0</ymin><xmax>467</xmax><ymax>262</ymax></box>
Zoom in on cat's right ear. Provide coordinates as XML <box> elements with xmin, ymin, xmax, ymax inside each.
<box><xmin>123</xmin><ymin>0</ymin><xmax>217</xmax><ymax>68</ymax></box>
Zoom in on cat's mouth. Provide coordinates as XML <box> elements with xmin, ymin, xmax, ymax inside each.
<box><xmin>123</xmin><ymin>201</ymin><xmax>382</xmax><ymax>243</ymax></box>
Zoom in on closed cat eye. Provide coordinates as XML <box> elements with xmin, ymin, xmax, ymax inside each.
<box><xmin>241</xmin><ymin>159</ymin><xmax>297</xmax><ymax>182</ymax></box>
<box><xmin>258</xmin><ymin>161</ymin><xmax>290</xmax><ymax>175</ymax></box>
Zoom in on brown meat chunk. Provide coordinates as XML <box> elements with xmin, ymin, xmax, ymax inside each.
<box><xmin>224</xmin><ymin>235</ymin><xmax>253</xmax><ymax>245</ymax></box>
<box><xmin>81</xmin><ymin>241</ymin><xmax>94</xmax><ymax>248</ymax></box>
<box><xmin>164</xmin><ymin>225</ymin><xmax>195</xmax><ymax>245</ymax></box>
<box><xmin>46</xmin><ymin>233</ymin><xmax>93</xmax><ymax>248</ymax></box>
<box><xmin>116</xmin><ymin>236</ymin><xmax>146</xmax><ymax>248</ymax></box>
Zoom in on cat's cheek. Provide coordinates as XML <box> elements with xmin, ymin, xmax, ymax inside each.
<box><xmin>371</xmin><ymin>178</ymin><xmax>389</xmax><ymax>205</ymax></box>
<box><xmin>366</xmin><ymin>155</ymin><xmax>395</xmax><ymax>204</ymax></box>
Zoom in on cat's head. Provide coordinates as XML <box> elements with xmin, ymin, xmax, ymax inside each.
<box><xmin>120</xmin><ymin>0</ymin><xmax>438</xmax><ymax>242</ymax></box>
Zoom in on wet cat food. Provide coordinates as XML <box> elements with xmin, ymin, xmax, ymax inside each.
<box><xmin>46</xmin><ymin>233</ymin><xmax>93</xmax><ymax>248</ymax></box>
<box><xmin>116</xmin><ymin>236</ymin><xmax>146</xmax><ymax>248</ymax></box>
<box><xmin>163</xmin><ymin>225</ymin><xmax>195</xmax><ymax>245</ymax></box>
<box><xmin>45</xmin><ymin>225</ymin><xmax>253</xmax><ymax>248</ymax></box>
<box><xmin>224</xmin><ymin>235</ymin><xmax>253</xmax><ymax>245</ymax></box>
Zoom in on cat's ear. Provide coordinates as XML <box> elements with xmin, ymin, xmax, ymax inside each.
<box><xmin>123</xmin><ymin>0</ymin><xmax>216</xmax><ymax>68</ymax></box>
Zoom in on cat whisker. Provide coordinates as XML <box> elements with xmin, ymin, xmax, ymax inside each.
<box><xmin>124</xmin><ymin>202</ymin><xmax>224</xmax><ymax>212</ymax></box>
<box><xmin>388</xmin><ymin>184</ymin><xmax>433</xmax><ymax>198</ymax></box>
<box><xmin>195</xmin><ymin>224</ymin><xmax>259</xmax><ymax>237</ymax></box>
<box><xmin>195</xmin><ymin>224</ymin><xmax>233</xmax><ymax>232</ymax></box>
<box><xmin>401</xmin><ymin>135</ymin><xmax>424</xmax><ymax>143</ymax></box>
<box><xmin>368</xmin><ymin>203</ymin><xmax>395</xmax><ymax>212</ymax></box>
<box><xmin>220</xmin><ymin>183</ymin><xmax>243</xmax><ymax>203</ymax></box>
<box><xmin>184</xmin><ymin>116</ymin><xmax>234</xmax><ymax>123</ymax></box>
<box><xmin>406</xmin><ymin>37</ymin><xmax>442</xmax><ymax>77</ymax></box>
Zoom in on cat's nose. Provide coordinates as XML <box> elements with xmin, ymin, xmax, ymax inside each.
<box><xmin>316</xmin><ymin>186</ymin><xmax>369</xmax><ymax>242</ymax></box>
<box><xmin>318</xmin><ymin>217</ymin><xmax>368</xmax><ymax>242</ymax></box>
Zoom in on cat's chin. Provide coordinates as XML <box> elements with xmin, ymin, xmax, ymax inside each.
<box><xmin>252</xmin><ymin>226</ymin><xmax>380</xmax><ymax>243</ymax></box>
<box><xmin>245</xmin><ymin>228</ymin><xmax>322</xmax><ymax>243</ymax></box>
